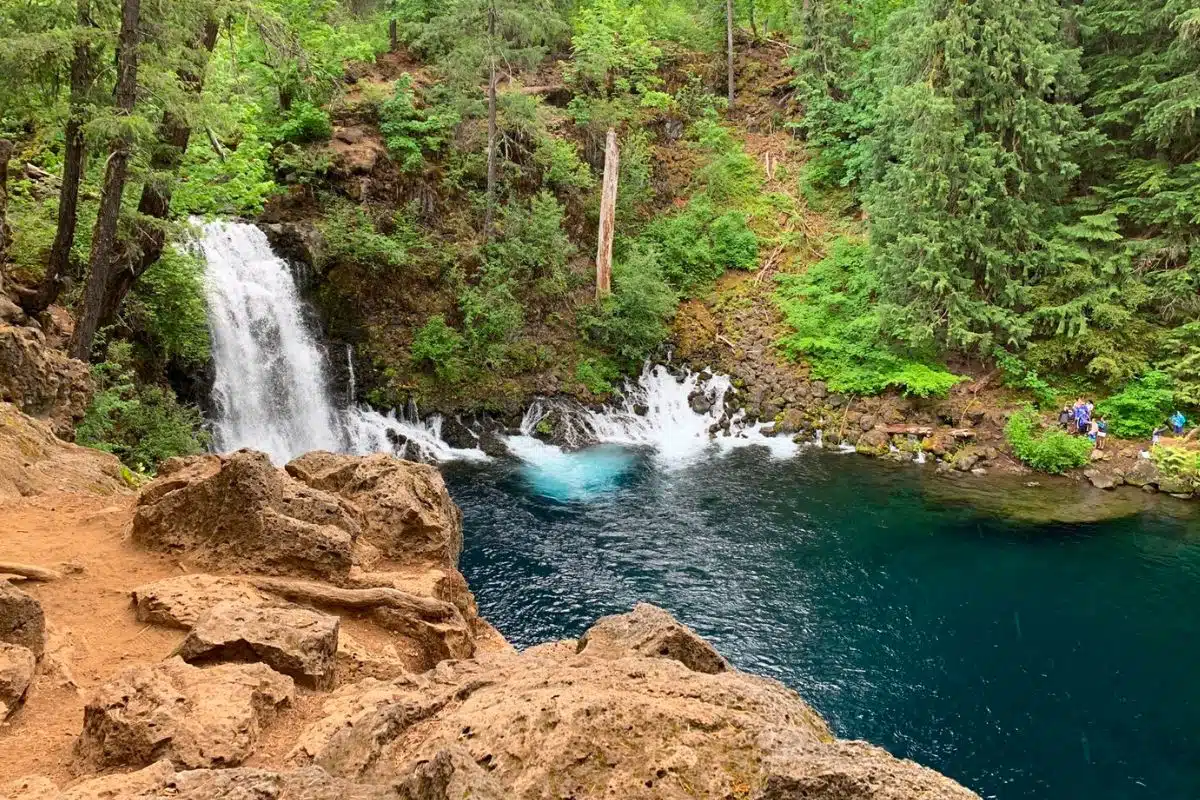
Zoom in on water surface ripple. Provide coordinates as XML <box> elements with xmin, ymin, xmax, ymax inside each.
<box><xmin>448</xmin><ymin>448</ymin><xmax>1200</xmax><ymax>800</ymax></box>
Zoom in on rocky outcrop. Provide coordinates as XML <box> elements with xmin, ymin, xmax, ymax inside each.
<box><xmin>0</xmin><ymin>582</ymin><xmax>44</xmax><ymax>659</ymax></box>
<box><xmin>285</xmin><ymin>451</ymin><xmax>463</xmax><ymax>567</ymax></box>
<box><xmin>576</xmin><ymin>602</ymin><xmax>728</xmax><ymax>674</ymax></box>
<box><xmin>131</xmin><ymin>450</ymin><xmax>361</xmax><ymax>581</ymax></box>
<box><xmin>174</xmin><ymin>601</ymin><xmax>340</xmax><ymax>689</ymax></box>
<box><xmin>74</xmin><ymin>657</ymin><xmax>294</xmax><ymax>770</ymax></box>
<box><xmin>0</xmin><ymin>403</ymin><xmax>127</xmax><ymax>499</ymax></box>
<box><xmin>284</xmin><ymin>605</ymin><xmax>979</xmax><ymax>800</ymax></box>
<box><xmin>0</xmin><ymin>324</ymin><xmax>92</xmax><ymax>438</ymax></box>
<box><xmin>0</xmin><ymin>641</ymin><xmax>35</xmax><ymax>719</ymax></box>
<box><xmin>130</xmin><ymin>574</ymin><xmax>268</xmax><ymax>629</ymax></box>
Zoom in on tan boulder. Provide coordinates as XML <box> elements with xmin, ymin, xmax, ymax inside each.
<box><xmin>131</xmin><ymin>450</ymin><xmax>360</xmax><ymax>582</ymax></box>
<box><xmin>174</xmin><ymin>600</ymin><xmax>340</xmax><ymax>689</ymax></box>
<box><xmin>576</xmin><ymin>602</ymin><xmax>728</xmax><ymax>674</ymax></box>
<box><xmin>0</xmin><ymin>403</ymin><xmax>126</xmax><ymax>499</ymax></box>
<box><xmin>286</xmin><ymin>605</ymin><xmax>978</xmax><ymax>799</ymax></box>
<box><xmin>0</xmin><ymin>324</ymin><xmax>92</xmax><ymax>437</ymax></box>
<box><xmin>75</xmin><ymin>657</ymin><xmax>293</xmax><ymax>770</ymax></box>
<box><xmin>337</xmin><ymin>632</ymin><xmax>409</xmax><ymax>683</ymax></box>
<box><xmin>130</xmin><ymin>574</ymin><xmax>267</xmax><ymax>629</ymax></box>
<box><xmin>286</xmin><ymin>452</ymin><xmax>463</xmax><ymax>566</ymax></box>
<box><xmin>0</xmin><ymin>641</ymin><xmax>35</xmax><ymax>718</ymax></box>
<box><xmin>0</xmin><ymin>581</ymin><xmax>45</xmax><ymax>658</ymax></box>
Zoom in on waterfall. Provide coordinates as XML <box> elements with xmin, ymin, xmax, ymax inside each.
<box><xmin>199</xmin><ymin>220</ymin><xmax>485</xmax><ymax>464</ymax></box>
<box><xmin>200</xmin><ymin>220</ymin><xmax>345</xmax><ymax>463</ymax></box>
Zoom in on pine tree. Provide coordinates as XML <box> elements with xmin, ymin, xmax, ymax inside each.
<box><xmin>865</xmin><ymin>0</ymin><xmax>1085</xmax><ymax>355</ymax></box>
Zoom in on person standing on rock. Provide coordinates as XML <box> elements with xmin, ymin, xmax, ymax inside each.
<box><xmin>1096</xmin><ymin>416</ymin><xmax>1108</xmax><ymax>450</ymax></box>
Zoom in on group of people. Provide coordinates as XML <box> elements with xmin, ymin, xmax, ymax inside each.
<box><xmin>1151</xmin><ymin>410</ymin><xmax>1188</xmax><ymax>446</ymax></box>
<box><xmin>1057</xmin><ymin>399</ymin><xmax>1108</xmax><ymax>448</ymax></box>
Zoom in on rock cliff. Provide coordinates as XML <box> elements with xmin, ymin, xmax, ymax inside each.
<box><xmin>0</xmin><ymin>436</ymin><xmax>978</xmax><ymax>799</ymax></box>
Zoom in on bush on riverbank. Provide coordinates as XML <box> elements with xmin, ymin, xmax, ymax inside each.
<box><xmin>1004</xmin><ymin>406</ymin><xmax>1093</xmax><ymax>474</ymax></box>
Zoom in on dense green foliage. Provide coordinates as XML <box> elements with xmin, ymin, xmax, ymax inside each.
<box><xmin>1096</xmin><ymin>372</ymin><xmax>1177</xmax><ymax>438</ymax></box>
<box><xmin>1004</xmin><ymin>406</ymin><xmax>1094</xmax><ymax>474</ymax></box>
<box><xmin>5</xmin><ymin>0</ymin><xmax>1200</xmax><ymax>471</ymax></box>
<box><xmin>76</xmin><ymin>343</ymin><xmax>209</xmax><ymax>472</ymax></box>
<box><xmin>775</xmin><ymin>238</ymin><xmax>962</xmax><ymax>397</ymax></box>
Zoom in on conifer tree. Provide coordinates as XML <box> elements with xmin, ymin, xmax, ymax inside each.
<box><xmin>865</xmin><ymin>0</ymin><xmax>1085</xmax><ymax>354</ymax></box>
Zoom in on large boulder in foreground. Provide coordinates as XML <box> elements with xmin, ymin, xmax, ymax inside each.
<box><xmin>174</xmin><ymin>600</ymin><xmax>340</xmax><ymax>689</ymax></box>
<box><xmin>287</xmin><ymin>605</ymin><xmax>980</xmax><ymax>800</ymax></box>
<box><xmin>74</xmin><ymin>657</ymin><xmax>294</xmax><ymax>770</ymax></box>
<box><xmin>0</xmin><ymin>403</ymin><xmax>126</xmax><ymax>499</ymax></box>
<box><xmin>131</xmin><ymin>450</ymin><xmax>361</xmax><ymax>581</ymax></box>
<box><xmin>577</xmin><ymin>602</ymin><xmax>728</xmax><ymax>674</ymax></box>
<box><xmin>286</xmin><ymin>451</ymin><xmax>463</xmax><ymax>567</ymax></box>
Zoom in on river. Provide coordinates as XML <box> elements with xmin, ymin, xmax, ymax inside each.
<box><xmin>446</xmin><ymin>448</ymin><xmax>1200</xmax><ymax>800</ymax></box>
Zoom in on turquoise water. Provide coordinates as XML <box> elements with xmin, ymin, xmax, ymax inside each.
<box><xmin>447</xmin><ymin>447</ymin><xmax>1200</xmax><ymax>800</ymax></box>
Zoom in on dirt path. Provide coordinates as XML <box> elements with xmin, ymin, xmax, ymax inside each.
<box><xmin>0</xmin><ymin>491</ymin><xmax>183</xmax><ymax>785</ymax></box>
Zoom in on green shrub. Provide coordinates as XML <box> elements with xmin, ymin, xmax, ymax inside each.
<box><xmin>76</xmin><ymin>342</ymin><xmax>208</xmax><ymax>473</ymax></box>
<box><xmin>174</xmin><ymin>134</ymin><xmax>277</xmax><ymax>216</ymax></box>
<box><xmin>486</xmin><ymin>193</ymin><xmax>576</xmax><ymax>296</ymax></box>
<box><xmin>126</xmin><ymin>246</ymin><xmax>211</xmax><ymax>367</ymax></box>
<box><xmin>460</xmin><ymin>266</ymin><xmax>525</xmax><ymax>369</ymax></box>
<box><xmin>575</xmin><ymin>357</ymin><xmax>621</xmax><ymax>395</ymax></box>
<box><xmin>641</xmin><ymin>197</ymin><xmax>758</xmax><ymax>293</ymax></box>
<box><xmin>1096</xmin><ymin>371</ymin><xmax>1176</xmax><ymax>438</ymax></box>
<box><xmin>318</xmin><ymin>203</ymin><xmax>424</xmax><ymax>273</ymax></box>
<box><xmin>994</xmin><ymin>348</ymin><xmax>1058</xmax><ymax>409</ymax></box>
<box><xmin>533</xmin><ymin>136</ymin><xmax>593</xmax><ymax>191</ymax></box>
<box><xmin>581</xmin><ymin>245</ymin><xmax>677</xmax><ymax>366</ymax></box>
<box><xmin>410</xmin><ymin>314</ymin><xmax>467</xmax><ymax>383</ymax></box>
<box><xmin>379</xmin><ymin>74</ymin><xmax>457</xmax><ymax>171</ymax></box>
<box><xmin>775</xmin><ymin>237</ymin><xmax>963</xmax><ymax>397</ymax></box>
<box><xmin>1151</xmin><ymin>445</ymin><xmax>1200</xmax><ymax>484</ymax></box>
<box><xmin>1004</xmin><ymin>406</ymin><xmax>1093</xmax><ymax>474</ymax></box>
<box><xmin>272</xmin><ymin>102</ymin><xmax>333</xmax><ymax>144</ymax></box>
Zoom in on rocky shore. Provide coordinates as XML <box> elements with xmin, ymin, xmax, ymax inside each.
<box><xmin>0</xmin><ymin>403</ymin><xmax>980</xmax><ymax>799</ymax></box>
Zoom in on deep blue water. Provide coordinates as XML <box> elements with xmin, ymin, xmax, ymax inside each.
<box><xmin>446</xmin><ymin>447</ymin><xmax>1200</xmax><ymax>800</ymax></box>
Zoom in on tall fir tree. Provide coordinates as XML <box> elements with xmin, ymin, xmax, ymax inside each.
<box><xmin>864</xmin><ymin>0</ymin><xmax>1086</xmax><ymax>355</ymax></box>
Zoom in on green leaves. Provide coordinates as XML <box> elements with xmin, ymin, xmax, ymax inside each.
<box><xmin>774</xmin><ymin>237</ymin><xmax>964</xmax><ymax>398</ymax></box>
<box><xmin>1004</xmin><ymin>406</ymin><xmax>1093</xmax><ymax>474</ymax></box>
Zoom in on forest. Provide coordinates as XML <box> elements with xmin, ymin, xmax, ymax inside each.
<box><xmin>1</xmin><ymin>0</ymin><xmax>1198</xmax><ymax>475</ymax></box>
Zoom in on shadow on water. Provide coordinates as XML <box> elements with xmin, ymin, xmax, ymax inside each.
<box><xmin>445</xmin><ymin>445</ymin><xmax>1200</xmax><ymax>800</ymax></box>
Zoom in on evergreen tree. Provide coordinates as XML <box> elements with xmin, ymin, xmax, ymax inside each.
<box><xmin>865</xmin><ymin>0</ymin><xmax>1085</xmax><ymax>354</ymax></box>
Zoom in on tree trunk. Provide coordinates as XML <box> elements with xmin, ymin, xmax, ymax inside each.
<box><xmin>483</xmin><ymin>0</ymin><xmax>498</xmax><ymax>240</ymax></box>
<box><xmin>25</xmin><ymin>0</ymin><xmax>94</xmax><ymax>315</ymax></box>
<box><xmin>0</xmin><ymin>139</ymin><xmax>12</xmax><ymax>287</ymax></box>
<box><xmin>595</xmin><ymin>128</ymin><xmax>619</xmax><ymax>301</ymax></box>
<box><xmin>69</xmin><ymin>0</ymin><xmax>140</xmax><ymax>361</ymax></box>
<box><xmin>94</xmin><ymin>18</ymin><xmax>219</xmax><ymax>333</ymax></box>
<box><xmin>748</xmin><ymin>0</ymin><xmax>757</xmax><ymax>40</ymax></box>
<box><xmin>388</xmin><ymin>18</ymin><xmax>398</xmax><ymax>52</ymax></box>
<box><xmin>726</xmin><ymin>0</ymin><xmax>735</xmax><ymax>107</ymax></box>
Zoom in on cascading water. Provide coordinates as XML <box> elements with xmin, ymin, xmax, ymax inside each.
<box><xmin>200</xmin><ymin>220</ymin><xmax>345</xmax><ymax>463</ymax></box>
<box><xmin>199</xmin><ymin>222</ymin><xmax>806</xmax><ymax>477</ymax></box>
<box><xmin>198</xmin><ymin>220</ymin><xmax>484</xmax><ymax>464</ymax></box>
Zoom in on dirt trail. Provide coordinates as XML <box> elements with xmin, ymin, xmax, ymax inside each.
<box><xmin>0</xmin><ymin>491</ymin><xmax>182</xmax><ymax>784</ymax></box>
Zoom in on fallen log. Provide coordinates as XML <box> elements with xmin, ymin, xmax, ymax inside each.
<box><xmin>0</xmin><ymin>562</ymin><xmax>63</xmax><ymax>581</ymax></box>
<box><xmin>247</xmin><ymin>576</ymin><xmax>457</xmax><ymax>621</ymax></box>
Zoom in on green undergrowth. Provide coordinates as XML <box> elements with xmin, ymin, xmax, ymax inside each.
<box><xmin>1004</xmin><ymin>406</ymin><xmax>1093</xmax><ymax>474</ymax></box>
<box><xmin>774</xmin><ymin>237</ymin><xmax>963</xmax><ymax>398</ymax></box>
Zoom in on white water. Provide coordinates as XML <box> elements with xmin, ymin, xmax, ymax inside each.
<box><xmin>199</xmin><ymin>222</ymin><xmax>807</xmax><ymax>472</ymax></box>
<box><xmin>201</xmin><ymin>221</ymin><xmax>345</xmax><ymax>463</ymax></box>
<box><xmin>199</xmin><ymin>221</ymin><xmax>484</xmax><ymax>464</ymax></box>
<box><xmin>507</xmin><ymin>364</ymin><xmax>798</xmax><ymax>473</ymax></box>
